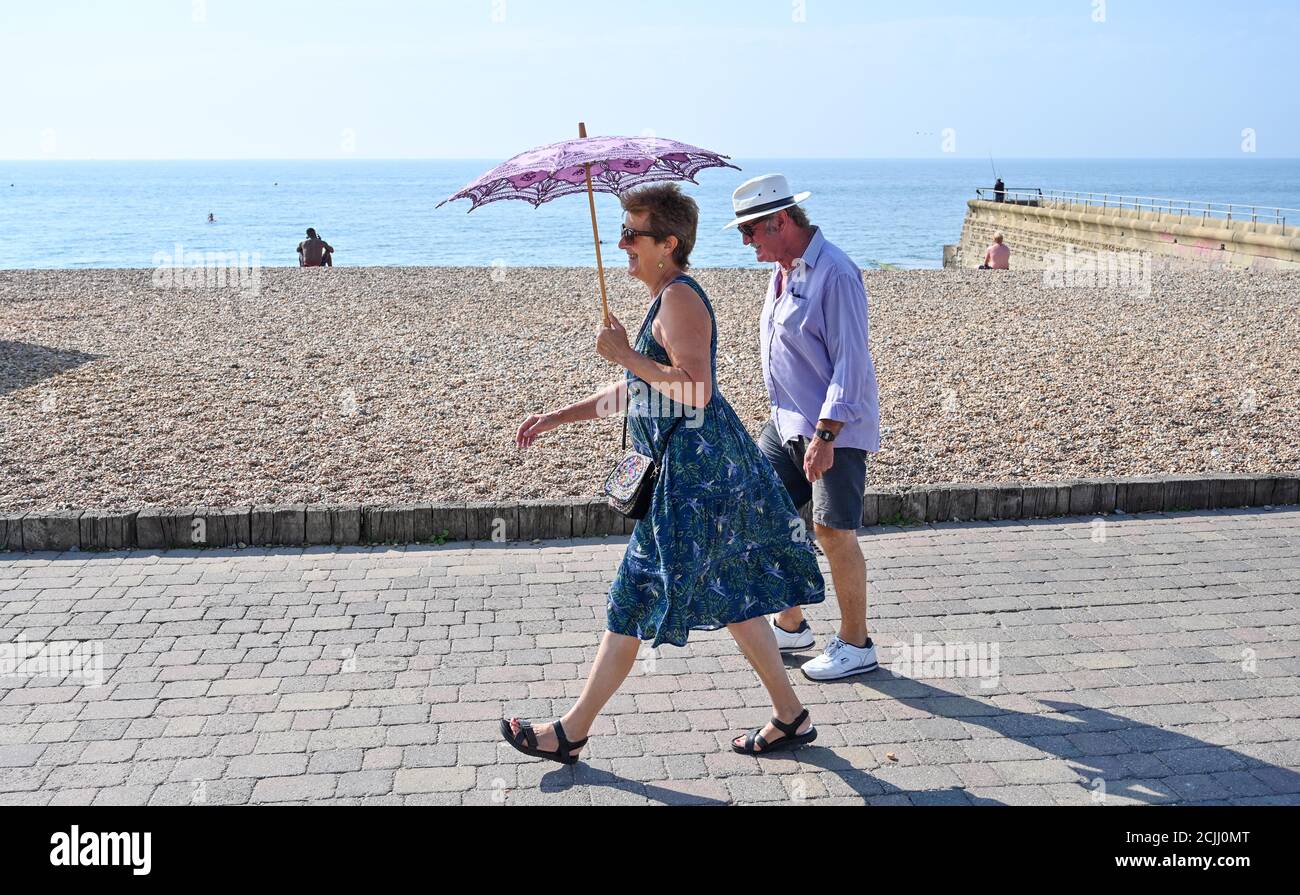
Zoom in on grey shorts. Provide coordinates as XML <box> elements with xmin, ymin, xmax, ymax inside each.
<box><xmin>758</xmin><ymin>420</ymin><xmax>867</xmax><ymax>531</ymax></box>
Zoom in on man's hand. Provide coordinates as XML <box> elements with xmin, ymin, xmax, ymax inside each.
<box><xmin>804</xmin><ymin>436</ymin><xmax>835</xmax><ymax>483</ymax></box>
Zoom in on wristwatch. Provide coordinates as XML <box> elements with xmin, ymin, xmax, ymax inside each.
<box><xmin>814</xmin><ymin>428</ymin><xmax>837</xmax><ymax>443</ymax></box>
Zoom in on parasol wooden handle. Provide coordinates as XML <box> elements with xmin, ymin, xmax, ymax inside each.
<box><xmin>579</xmin><ymin>122</ymin><xmax>611</xmax><ymax>327</ymax></box>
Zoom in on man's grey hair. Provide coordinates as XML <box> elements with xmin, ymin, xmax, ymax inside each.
<box><xmin>761</xmin><ymin>204</ymin><xmax>812</xmax><ymax>234</ymax></box>
<box><xmin>785</xmin><ymin>205</ymin><xmax>811</xmax><ymax>229</ymax></box>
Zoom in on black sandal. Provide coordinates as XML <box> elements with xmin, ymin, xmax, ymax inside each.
<box><xmin>500</xmin><ymin>718</ymin><xmax>588</xmax><ymax>765</ymax></box>
<box><xmin>731</xmin><ymin>709</ymin><xmax>817</xmax><ymax>755</ymax></box>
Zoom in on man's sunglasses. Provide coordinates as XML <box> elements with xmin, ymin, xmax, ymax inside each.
<box><xmin>738</xmin><ymin>215</ymin><xmax>774</xmax><ymax>239</ymax></box>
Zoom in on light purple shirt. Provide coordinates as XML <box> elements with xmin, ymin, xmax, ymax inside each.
<box><xmin>759</xmin><ymin>227</ymin><xmax>881</xmax><ymax>453</ymax></box>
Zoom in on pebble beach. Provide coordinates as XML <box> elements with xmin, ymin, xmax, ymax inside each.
<box><xmin>1</xmin><ymin>266</ymin><xmax>1297</xmax><ymax>513</ymax></box>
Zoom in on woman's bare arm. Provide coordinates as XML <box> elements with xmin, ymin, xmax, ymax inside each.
<box><xmin>601</xmin><ymin>283</ymin><xmax>713</xmax><ymax>409</ymax></box>
<box><xmin>516</xmin><ymin>380</ymin><xmax>627</xmax><ymax>449</ymax></box>
<box><xmin>553</xmin><ymin>379</ymin><xmax>628</xmax><ymax>424</ymax></box>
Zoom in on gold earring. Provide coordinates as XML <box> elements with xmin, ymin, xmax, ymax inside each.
<box><xmin>658</xmin><ymin>259</ymin><xmax>665</xmax><ymax>269</ymax></box>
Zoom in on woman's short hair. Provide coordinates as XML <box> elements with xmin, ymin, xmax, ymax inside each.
<box><xmin>620</xmin><ymin>183</ymin><xmax>698</xmax><ymax>269</ymax></box>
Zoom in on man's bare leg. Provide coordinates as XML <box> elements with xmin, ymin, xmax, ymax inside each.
<box><xmin>775</xmin><ymin>524</ymin><xmax>869</xmax><ymax>646</ymax></box>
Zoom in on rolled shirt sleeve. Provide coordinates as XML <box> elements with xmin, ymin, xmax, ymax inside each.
<box><xmin>816</xmin><ymin>271</ymin><xmax>872</xmax><ymax>425</ymax></box>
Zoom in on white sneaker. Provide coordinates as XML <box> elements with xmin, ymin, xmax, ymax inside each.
<box><xmin>801</xmin><ymin>635</ymin><xmax>879</xmax><ymax>681</ymax></box>
<box><xmin>770</xmin><ymin>616</ymin><xmax>816</xmax><ymax>653</ymax></box>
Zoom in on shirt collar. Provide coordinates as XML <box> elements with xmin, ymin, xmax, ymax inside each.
<box><xmin>778</xmin><ymin>226</ymin><xmax>824</xmax><ymax>279</ymax></box>
<box><xmin>799</xmin><ymin>226</ymin><xmax>825</xmax><ymax>269</ymax></box>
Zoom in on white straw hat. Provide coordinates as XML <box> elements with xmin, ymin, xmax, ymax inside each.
<box><xmin>722</xmin><ymin>174</ymin><xmax>812</xmax><ymax>229</ymax></box>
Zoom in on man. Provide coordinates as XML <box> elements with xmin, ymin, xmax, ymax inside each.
<box><xmin>993</xmin><ymin>177</ymin><xmax>1006</xmax><ymax>203</ymax></box>
<box><xmin>724</xmin><ymin>174</ymin><xmax>882</xmax><ymax>681</ymax></box>
<box><xmin>981</xmin><ymin>232</ymin><xmax>1011</xmax><ymax>270</ymax></box>
<box><xmin>297</xmin><ymin>228</ymin><xmax>334</xmax><ymax>268</ymax></box>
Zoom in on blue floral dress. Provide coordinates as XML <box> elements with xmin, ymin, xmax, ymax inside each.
<box><xmin>607</xmin><ymin>274</ymin><xmax>826</xmax><ymax>648</ymax></box>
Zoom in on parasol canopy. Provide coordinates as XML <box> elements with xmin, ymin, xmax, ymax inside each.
<box><xmin>437</xmin><ymin>124</ymin><xmax>739</xmax><ymax>323</ymax></box>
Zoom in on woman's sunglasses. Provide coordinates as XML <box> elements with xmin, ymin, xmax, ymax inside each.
<box><xmin>620</xmin><ymin>225</ymin><xmax>662</xmax><ymax>243</ymax></box>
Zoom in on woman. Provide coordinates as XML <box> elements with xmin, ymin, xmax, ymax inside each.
<box><xmin>504</xmin><ymin>183</ymin><xmax>826</xmax><ymax>763</ymax></box>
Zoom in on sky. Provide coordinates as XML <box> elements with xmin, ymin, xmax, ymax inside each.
<box><xmin>2</xmin><ymin>0</ymin><xmax>1297</xmax><ymax>160</ymax></box>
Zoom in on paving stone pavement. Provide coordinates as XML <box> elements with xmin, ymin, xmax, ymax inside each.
<box><xmin>1</xmin><ymin>508</ymin><xmax>1298</xmax><ymax>806</ymax></box>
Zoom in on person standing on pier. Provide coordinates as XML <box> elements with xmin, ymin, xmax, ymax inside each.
<box><xmin>726</xmin><ymin>174</ymin><xmax>883</xmax><ymax>681</ymax></box>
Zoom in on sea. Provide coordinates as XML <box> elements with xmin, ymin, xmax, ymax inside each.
<box><xmin>1</xmin><ymin>158</ymin><xmax>1297</xmax><ymax>270</ymax></box>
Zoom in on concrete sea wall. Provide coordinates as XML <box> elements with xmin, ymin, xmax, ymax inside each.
<box><xmin>951</xmin><ymin>199</ymin><xmax>1300</xmax><ymax>271</ymax></box>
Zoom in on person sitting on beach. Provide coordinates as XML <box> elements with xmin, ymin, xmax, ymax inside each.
<box><xmin>726</xmin><ymin>174</ymin><xmax>882</xmax><ymax>682</ymax></box>
<box><xmin>297</xmin><ymin>228</ymin><xmax>334</xmax><ymax>268</ymax></box>
<box><xmin>505</xmin><ymin>183</ymin><xmax>827</xmax><ymax>764</ymax></box>
<box><xmin>981</xmin><ymin>233</ymin><xmax>1011</xmax><ymax>270</ymax></box>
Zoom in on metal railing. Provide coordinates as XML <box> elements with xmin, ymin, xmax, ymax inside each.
<box><xmin>976</xmin><ymin>187</ymin><xmax>1295</xmax><ymax>232</ymax></box>
<box><xmin>975</xmin><ymin>187</ymin><xmax>1042</xmax><ymax>206</ymax></box>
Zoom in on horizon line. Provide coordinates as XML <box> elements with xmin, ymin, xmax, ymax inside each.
<box><xmin>3</xmin><ymin>156</ymin><xmax>1299</xmax><ymax>163</ymax></box>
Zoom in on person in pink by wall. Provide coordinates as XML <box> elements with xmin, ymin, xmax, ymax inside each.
<box><xmin>981</xmin><ymin>233</ymin><xmax>1011</xmax><ymax>269</ymax></box>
